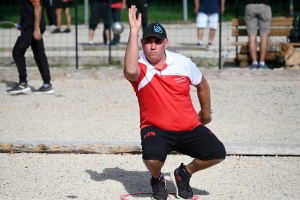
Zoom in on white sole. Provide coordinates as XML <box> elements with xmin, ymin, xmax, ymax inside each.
<box><xmin>8</xmin><ymin>87</ymin><xmax>31</xmax><ymax>94</ymax></box>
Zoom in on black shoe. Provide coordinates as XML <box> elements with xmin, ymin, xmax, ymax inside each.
<box><xmin>150</xmin><ymin>174</ymin><xmax>168</xmax><ymax>200</ymax></box>
<box><xmin>7</xmin><ymin>83</ymin><xmax>31</xmax><ymax>94</ymax></box>
<box><xmin>33</xmin><ymin>84</ymin><xmax>54</xmax><ymax>95</ymax></box>
<box><xmin>171</xmin><ymin>163</ymin><xmax>193</xmax><ymax>199</ymax></box>
<box><xmin>110</xmin><ymin>41</ymin><xmax>118</xmax><ymax>46</ymax></box>
<box><xmin>63</xmin><ymin>28</ymin><xmax>71</xmax><ymax>33</ymax></box>
<box><xmin>51</xmin><ymin>28</ymin><xmax>61</xmax><ymax>33</ymax></box>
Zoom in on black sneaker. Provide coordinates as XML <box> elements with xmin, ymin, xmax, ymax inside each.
<box><xmin>7</xmin><ymin>83</ymin><xmax>31</xmax><ymax>94</ymax></box>
<box><xmin>150</xmin><ymin>174</ymin><xmax>168</xmax><ymax>200</ymax></box>
<box><xmin>171</xmin><ymin>163</ymin><xmax>193</xmax><ymax>199</ymax></box>
<box><xmin>63</xmin><ymin>28</ymin><xmax>71</xmax><ymax>33</ymax></box>
<box><xmin>33</xmin><ymin>84</ymin><xmax>54</xmax><ymax>94</ymax></box>
<box><xmin>51</xmin><ymin>28</ymin><xmax>61</xmax><ymax>33</ymax></box>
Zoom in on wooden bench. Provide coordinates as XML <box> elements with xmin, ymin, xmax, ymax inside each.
<box><xmin>231</xmin><ymin>17</ymin><xmax>300</xmax><ymax>67</ymax></box>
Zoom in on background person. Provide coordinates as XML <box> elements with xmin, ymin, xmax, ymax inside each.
<box><xmin>124</xmin><ymin>5</ymin><xmax>226</xmax><ymax>200</ymax></box>
<box><xmin>8</xmin><ymin>0</ymin><xmax>54</xmax><ymax>95</ymax></box>
<box><xmin>124</xmin><ymin>0</ymin><xmax>148</xmax><ymax>32</ymax></box>
<box><xmin>107</xmin><ymin>0</ymin><xmax>126</xmax><ymax>45</ymax></box>
<box><xmin>43</xmin><ymin>0</ymin><xmax>56</xmax><ymax>28</ymax></box>
<box><xmin>89</xmin><ymin>0</ymin><xmax>110</xmax><ymax>45</ymax></box>
<box><xmin>245</xmin><ymin>0</ymin><xmax>271</xmax><ymax>69</ymax></box>
<box><xmin>194</xmin><ymin>0</ymin><xmax>225</xmax><ymax>46</ymax></box>
<box><xmin>52</xmin><ymin>0</ymin><xmax>72</xmax><ymax>33</ymax></box>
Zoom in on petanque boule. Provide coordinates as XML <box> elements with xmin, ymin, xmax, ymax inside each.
<box><xmin>111</xmin><ymin>22</ymin><xmax>124</xmax><ymax>35</ymax></box>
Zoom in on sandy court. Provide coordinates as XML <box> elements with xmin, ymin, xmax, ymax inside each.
<box><xmin>0</xmin><ymin>66</ymin><xmax>300</xmax><ymax>199</ymax></box>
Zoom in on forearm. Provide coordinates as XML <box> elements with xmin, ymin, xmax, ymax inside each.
<box><xmin>124</xmin><ymin>29</ymin><xmax>140</xmax><ymax>81</ymax></box>
<box><xmin>197</xmin><ymin>76</ymin><xmax>211</xmax><ymax>115</ymax></box>
<box><xmin>33</xmin><ymin>1</ymin><xmax>42</xmax><ymax>31</ymax></box>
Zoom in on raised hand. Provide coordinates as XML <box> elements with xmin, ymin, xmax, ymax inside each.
<box><xmin>128</xmin><ymin>5</ymin><xmax>141</xmax><ymax>32</ymax></box>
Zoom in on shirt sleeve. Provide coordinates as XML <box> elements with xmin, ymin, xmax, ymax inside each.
<box><xmin>187</xmin><ymin>58</ymin><xmax>202</xmax><ymax>86</ymax></box>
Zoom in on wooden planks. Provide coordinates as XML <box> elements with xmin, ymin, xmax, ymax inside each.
<box><xmin>1</xmin><ymin>141</ymin><xmax>300</xmax><ymax>156</ymax></box>
<box><xmin>232</xmin><ymin>28</ymin><xmax>292</xmax><ymax>36</ymax></box>
<box><xmin>232</xmin><ymin>17</ymin><xmax>294</xmax><ymax>26</ymax></box>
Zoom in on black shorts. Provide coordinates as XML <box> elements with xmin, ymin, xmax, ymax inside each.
<box><xmin>56</xmin><ymin>1</ymin><xmax>71</xmax><ymax>9</ymax></box>
<box><xmin>89</xmin><ymin>1</ymin><xmax>110</xmax><ymax>30</ymax></box>
<box><xmin>141</xmin><ymin>125</ymin><xmax>226</xmax><ymax>162</ymax></box>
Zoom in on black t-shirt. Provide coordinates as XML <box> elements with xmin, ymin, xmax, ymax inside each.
<box><xmin>245</xmin><ymin>0</ymin><xmax>270</xmax><ymax>6</ymax></box>
<box><xmin>21</xmin><ymin>0</ymin><xmax>46</xmax><ymax>31</ymax></box>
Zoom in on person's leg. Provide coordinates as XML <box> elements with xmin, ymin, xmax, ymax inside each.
<box><xmin>31</xmin><ymin>35</ymin><xmax>51</xmax><ymax>85</ymax></box>
<box><xmin>208</xmin><ymin>13</ymin><xmax>218</xmax><ymax>45</ymax></box>
<box><xmin>259</xmin><ymin>34</ymin><xmax>268</xmax><ymax>63</ymax></box>
<box><xmin>171</xmin><ymin>125</ymin><xmax>226</xmax><ymax>199</ymax></box>
<box><xmin>248</xmin><ymin>35</ymin><xmax>257</xmax><ymax>62</ymax></box>
<box><xmin>258</xmin><ymin>4</ymin><xmax>272</xmax><ymax>68</ymax></box>
<box><xmin>196</xmin><ymin>12</ymin><xmax>208</xmax><ymax>45</ymax></box>
<box><xmin>141</xmin><ymin>126</ymin><xmax>171</xmax><ymax>199</ymax></box>
<box><xmin>55</xmin><ymin>8</ymin><xmax>62</xmax><ymax>29</ymax></box>
<box><xmin>89</xmin><ymin>29</ymin><xmax>95</xmax><ymax>43</ymax></box>
<box><xmin>138</xmin><ymin>0</ymin><xmax>148</xmax><ymax>31</ymax></box>
<box><xmin>12</xmin><ymin>30</ymin><xmax>33</xmax><ymax>84</ymax></box>
<box><xmin>64</xmin><ymin>5</ymin><xmax>72</xmax><ymax>29</ymax></box>
<box><xmin>245</xmin><ymin>4</ymin><xmax>259</xmax><ymax>68</ymax></box>
<box><xmin>88</xmin><ymin>2</ymin><xmax>101</xmax><ymax>44</ymax></box>
<box><xmin>102</xmin><ymin>2</ymin><xmax>111</xmax><ymax>44</ymax></box>
<box><xmin>111</xmin><ymin>8</ymin><xmax>121</xmax><ymax>43</ymax></box>
<box><xmin>49</xmin><ymin>0</ymin><xmax>57</xmax><ymax>26</ymax></box>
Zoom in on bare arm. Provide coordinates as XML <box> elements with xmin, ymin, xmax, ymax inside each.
<box><xmin>195</xmin><ymin>76</ymin><xmax>212</xmax><ymax>125</ymax></box>
<box><xmin>124</xmin><ymin>5</ymin><xmax>141</xmax><ymax>82</ymax></box>
<box><xmin>122</xmin><ymin>0</ymin><xmax>127</xmax><ymax>9</ymax></box>
<box><xmin>32</xmin><ymin>0</ymin><xmax>42</xmax><ymax>41</ymax></box>
<box><xmin>222</xmin><ymin>0</ymin><xmax>226</xmax><ymax>13</ymax></box>
<box><xmin>194</xmin><ymin>0</ymin><xmax>199</xmax><ymax>14</ymax></box>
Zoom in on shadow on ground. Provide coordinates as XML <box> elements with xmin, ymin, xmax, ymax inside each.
<box><xmin>85</xmin><ymin>167</ymin><xmax>209</xmax><ymax>198</ymax></box>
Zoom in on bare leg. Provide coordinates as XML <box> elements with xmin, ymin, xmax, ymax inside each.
<box><xmin>186</xmin><ymin>158</ymin><xmax>224</xmax><ymax>175</ymax></box>
<box><xmin>89</xmin><ymin>29</ymin><xmax>95</xmax><ymax>42</ymax></box>
<box><xmin>197</xmin><ymin>28</ymin><xmax>204</xmax><ymax>43</ymax></box>
<box><xmin>64</xmin><ymin>7</ymin><xmax>71</xmax><ymax>29</ymax></box>
<box><xmin>209</xmin><ymin>29</ymin><xmax>216</xmax><ymax>44</ymax></box>
<box><xmin>55</xmin><ymin>8</ymin><xmax>62</xmax><ymax>29</ymax></box>
<box><xmin>259</xmin><ymin>34</ymin><xmax>268</xmax><ymax>62</ymax></box>
<box><xmin>143</xmin><ymin>159</ymin><xmax>164</xmax><ymax>179</ymax></box>
<box><xmin>248</xmin><ymin>35</ymin><xmax>257</xmax><ymax>62</ymax></box>
<box><xmin>104</xmin><ymin>29</ymin><xmax>110</xmax><ymax>44</ymax></box>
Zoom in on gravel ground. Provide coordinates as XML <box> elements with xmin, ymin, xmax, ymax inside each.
<box><xmin>0</xmin><ymin>67</ymin><xmax>300</xmax><ymax>199</ymax></box>
<box><xmin>0</xmin><ymin>67</ymin><xmax>299</xmax><ymax>144</ymax></box>
<box><xmin>0</xmin><ymin>154</ymin><xmax>299</xmax><ymax>200</ymax></box>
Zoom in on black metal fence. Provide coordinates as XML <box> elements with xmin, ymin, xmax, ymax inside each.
<box><xmin>0</xmin><ymin>0</ymin><xmax>299</xmax><ymax>69</ymax></box>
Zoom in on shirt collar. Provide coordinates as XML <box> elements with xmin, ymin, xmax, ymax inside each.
<box><xmin>139</xmin><ymin>50</ymin><xmax>174</xmax><ymax>69</ymax></box>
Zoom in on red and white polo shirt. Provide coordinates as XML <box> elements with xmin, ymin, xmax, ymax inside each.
<box><xmin>127</xmin><ymin>50</ymin><xmax>202</xmax><ymax>131</ymax></box>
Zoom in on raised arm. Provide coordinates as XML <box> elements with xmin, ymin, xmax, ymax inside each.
<box><xmin>32</xmin><ymin>0</ymin><xmax>43</xmax><ymax>41</ymax></box>
<box><xmin>195</xmin><ymin>75</ymin><xmax>212</xmax><ymax>125</ymax></box>
<box><xmin>124</xmin><ymin>5</ymin><xmax>141</xmax><ymax>82</ymax></box>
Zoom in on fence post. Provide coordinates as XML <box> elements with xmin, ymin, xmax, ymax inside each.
<box><xmin>218</xmin><ymin>0</ymin><xmax>222</xmax><ymax>70</ymax></box>
<box><xmin>183</xmin><ymin>0</ymin><xmax>188</xmax><ymax>21</ymax></box>
<box><xmin>75</xmin><ymin>0</ymin><xmax>79</xmax><ymax>69</ymax></box>
<box><xmin>290</xmin><ymin>0</ymin><xmax>294</xmax><ymax>16</ymax></box>
<box><xmin>84</xmin><ymin>0</ymin><xmax>89</xmax><ymax>24</ymax></box>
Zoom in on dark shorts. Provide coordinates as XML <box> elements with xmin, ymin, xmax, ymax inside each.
<box><xmin>56</xmin><ymin>1</ymin><xmax>72</xmax><ymax>9</ymax></box>
<box><xmin>89</xmin><ymin>1</ymin><xmax>110</xmax><ymax>30</ymax></box>
<box><xmin>141</xmin><ymin>125</ymin><xmax>226</xmax><ymax>162</ymax></box>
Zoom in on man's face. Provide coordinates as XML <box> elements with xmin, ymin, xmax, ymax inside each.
<box><xmin>141</xmin><ymin>36</ymin><xmax>168</xmax><ymax>64</ymax></box>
